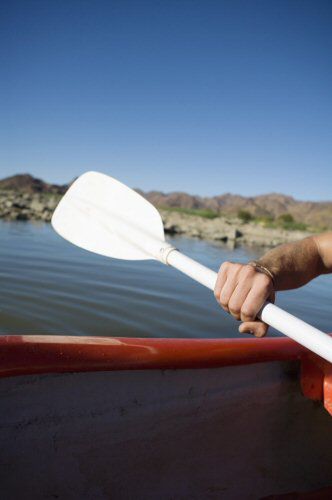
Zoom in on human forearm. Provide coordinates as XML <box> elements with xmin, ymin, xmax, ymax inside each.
<box><xmin>258</xmin><ymin>233</ymin><xmax>332</xmax><ymax>291</ymax></box>
<box><xmin>215</xmin><ymin>232</ymin><xmax>332</xmax><ymax>337</ymax></box>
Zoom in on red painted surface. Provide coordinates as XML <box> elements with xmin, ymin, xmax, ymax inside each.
<box><xmin>1</xmin><ymin>334</ymin><xmax>332</xmax><ymax>415</ymax></box>
<box><xmin>301</xmin><ymin>354</ymin><xmax>332</xmax><ymax>415</ymax></box>
<box><xmin>0</xmin><ymin>335</ymin><xmax>305</xmax><ymax>377</ymax></box>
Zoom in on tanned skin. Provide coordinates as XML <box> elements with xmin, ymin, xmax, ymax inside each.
<box><xmin>214</xmin><ymin>233</ymin><xmax>332</xmax><ymax>337</ymax></box>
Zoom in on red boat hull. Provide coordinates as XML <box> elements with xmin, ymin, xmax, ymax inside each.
<box><xmin>0</xmin><ymin>335</ymin><xmax>331</xmax><ymax>499</ymax></box>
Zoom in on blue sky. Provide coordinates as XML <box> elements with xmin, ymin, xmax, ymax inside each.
<box><xmin>1</xmin><ymin>0</ymin><xmax>331</xmax><ymax>199</ymax></box>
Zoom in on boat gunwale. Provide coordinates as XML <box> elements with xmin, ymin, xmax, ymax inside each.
<box><xmin>1</xmin><ymin>334</ymin><xmax>332</xmax><ymax>416</ymax></box>
<box><xmin>0</xmin><ymin>335</ymin><xmax>306</xmax><ymax>378</ymax></box>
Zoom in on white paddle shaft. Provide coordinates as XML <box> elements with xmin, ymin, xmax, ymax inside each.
<box><xmin>166</xmin><ymin>249</ymin><xmax>332</xmax><ymax>363</ymax></box>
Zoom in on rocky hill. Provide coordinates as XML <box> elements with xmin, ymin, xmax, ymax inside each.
<box><xmin>141</xmin><ymin>190</ymin><xmax>332</xmax><ymax>229</ymax></box>
<box><xmin>0</xmin><ymin>174</ymin><xmax>67</xmax><ymax>195</ymax></box>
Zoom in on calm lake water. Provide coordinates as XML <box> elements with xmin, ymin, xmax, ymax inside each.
<box><xmin>0</xmin><ymin>220</ymin><xmax>331</xmax><ymax>338</ymax></box>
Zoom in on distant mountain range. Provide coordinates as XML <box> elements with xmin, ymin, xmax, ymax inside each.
<box><xmin>1</xmin><ymin>173</ymin><xmax>332</xmax><ymax>228</ymax></box>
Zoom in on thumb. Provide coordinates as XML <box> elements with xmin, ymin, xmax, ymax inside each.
<box><xmin>239</xmin><ymin>321</ymin><xmax>269</xmax><ymax>338</ymax></box>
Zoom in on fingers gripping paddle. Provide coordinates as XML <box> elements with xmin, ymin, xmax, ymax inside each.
<box><xmin>52</xmin><ymin>171</ymin><xmax>332</xmax><ymax>364</ymax></box>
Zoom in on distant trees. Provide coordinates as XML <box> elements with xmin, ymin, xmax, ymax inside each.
<box><xmin>237</xmin><ymin>210</ymin><xmax>253</xmax><ymax>223</ymax></box>
<box><xmin>237</xmin><ymin>210</ymin><xmax>307</xmax><ymax>231</ymax></box>
<box><xmin>277</xmin><ymin>213</ymin><xmax>294</xmax><ymax>224</ymax></box>
<box><xmin>277</xmin><ymin>213</ymin><xmax>307</xmax><ymax>230</ymax></box>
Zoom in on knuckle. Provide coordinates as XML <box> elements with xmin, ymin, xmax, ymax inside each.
<box><xmin>220</xmin><ymin>261</ymin><xmax>242</xmax><ymax>276</ymax></box>
<box><xmin>228</xmin><ymin>299</ymin><xmax>241</xmax><ymax>316</ymax></box>
<box><xmin>256</xmin><ymin>272</ymin><xmax>272</xmax><ymax>288</ymax></box>
<box><xmin>220</xmin><ymin>303</ymin><xmax>229</xmax><ymax>313</ymax></box>
<box><xmin>220</xmin><ymin>261</ymin><xmax>230</xmax><ymax>272</ymax></box>
<box><xmin>219</xmin><ymin>295</ymin><xmax>229</xmax><ymax>308</ymax></box>
<box><xmin>241</xmin><ymin>305</ymin><xmax>256</xmax><ymax>320</ymax></box>
<box><xmin>230</xmin><ymin>306</ymin><xmax>241</xmax><ymax>316</ymax></box>
<box><xmin>229</xmin><ymin>309</ymin><xmax>240</xmax><ymax>319</ymax></box>
<box><xmin>241</xmin><ymin>264</ymin><xmax>255</xmax><ymax>277</ymax></box>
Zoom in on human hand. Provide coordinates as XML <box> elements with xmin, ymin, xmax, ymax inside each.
<box><xmin>214</xmin><ymin>262</ymin><xmax>275</xmax><ymax>337</ymax></box>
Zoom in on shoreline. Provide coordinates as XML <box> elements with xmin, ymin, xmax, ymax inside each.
<box><xmin>0</xmin><ymin>190</ymin><xmax>312</xmax><ymax>248</ymax></box>
<box><xmin>161</xmin><ymin>209</ymin><xmax>312</xmax><ymax>248</ymax></box>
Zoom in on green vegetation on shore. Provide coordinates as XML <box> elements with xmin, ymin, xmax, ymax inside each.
<box><xmin>161</xmin><ymin>206</ymin><xmax>309</xmax><ymax>232</ymax></box>
<box><xmin>237</xmin><ymin>210</ymin><xmax>308</xmax><ymax>231</ymax></box>
<box><xmin>160</xmin><ymin>206</ymin><xmax>219</xmax><ymax>219</ymax></box>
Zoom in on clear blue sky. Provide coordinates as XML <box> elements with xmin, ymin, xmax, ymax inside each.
<box><xmin>1</xmin><ymin>0</ymin><xmax>331</xmax><ymax>200</ymax></box>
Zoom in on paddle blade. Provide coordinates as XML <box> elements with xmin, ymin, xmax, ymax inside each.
<box><xmin>52</xmin><ymin>171</ymin><xmax>165</xmax><ymax>260</ymax></box>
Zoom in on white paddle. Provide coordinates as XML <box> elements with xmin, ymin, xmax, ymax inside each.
<box><xmin>52</xmin><ymin>171</ymin><xmax>332</xmax><ymax>363</ymax></box>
